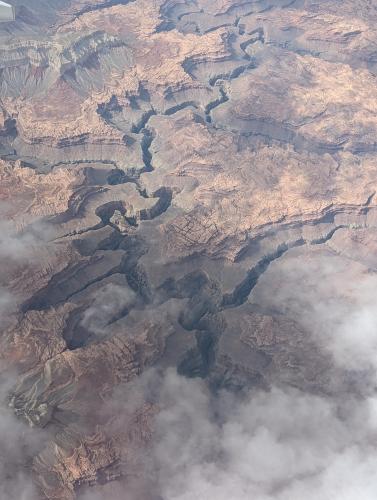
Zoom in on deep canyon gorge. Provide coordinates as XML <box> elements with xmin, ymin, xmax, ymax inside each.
<box><xmin>2</xmin><ymin>0</ymin><xmax>377</xmax><ymax>498</ymax></box>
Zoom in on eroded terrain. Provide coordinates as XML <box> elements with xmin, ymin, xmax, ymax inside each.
<box><xmin>2</xmin><ymin>0</ymin><xmax>377</xmax><ymax>498</ymax></box>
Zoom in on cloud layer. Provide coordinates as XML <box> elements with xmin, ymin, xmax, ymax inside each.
<box><xmin>150</xmin><ymin>371</ymin><xmax>377</xmax><ymax>500</ymax></box>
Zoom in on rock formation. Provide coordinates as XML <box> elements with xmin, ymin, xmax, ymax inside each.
<box><xmin>1</xmin><ymin>0</ymin><xmax>377</xmax><ymax>498</ymax></box>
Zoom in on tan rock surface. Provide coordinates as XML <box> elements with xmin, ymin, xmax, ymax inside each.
<box><xmin>2</xmin><ymin>0</ymin><xmax>377</xmax><ymax>498</ymax></box>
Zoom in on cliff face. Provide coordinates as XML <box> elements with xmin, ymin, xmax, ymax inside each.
<box><xmin>2</xmin><ymin>0</ymin><xmax>377</xmax><ymax>498</ymax></box>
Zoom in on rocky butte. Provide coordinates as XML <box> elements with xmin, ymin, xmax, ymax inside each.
<box><xmin>1</xmin><ymin>0</ymin><xmax>377</xmax><ymax>499</ymax></box>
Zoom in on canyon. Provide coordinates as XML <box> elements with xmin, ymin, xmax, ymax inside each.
<box><xmin>1</xmin><ymin>0</ymin><xmax>377</xmax><ymax>498</ymax></box>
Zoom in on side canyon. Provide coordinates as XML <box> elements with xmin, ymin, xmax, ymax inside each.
<box><xmin>2</xmin><ymin>1</ymin><xmax>377</xmax><ymax>498</ymax></box>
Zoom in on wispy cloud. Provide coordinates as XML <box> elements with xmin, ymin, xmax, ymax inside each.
<box><xmin>149</xmin><ymin>370</ymin><xmax>377</xmax><ymax>500</ymax></box>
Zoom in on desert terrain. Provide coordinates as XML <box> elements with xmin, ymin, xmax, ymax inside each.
<box><xmin>1</xmin><ymin>0</ymin><xmax>377</xmax><ymax>498</ymax></box>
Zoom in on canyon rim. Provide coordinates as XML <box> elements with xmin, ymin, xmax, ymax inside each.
<box><xmin>2</xmin><ymin>0</ymin><xmax>377</xmax><ymax>499</ymax></box>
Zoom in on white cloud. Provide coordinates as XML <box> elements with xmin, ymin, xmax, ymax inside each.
<box><xmin>151</xmin><ymin>371</ymin><xmax>377</xmax><ymax>500</ymax></box>
<box><xmin>80</xmin><ymin>283</ymin><xmax>137</xmax><ymax>336</ymax></box>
